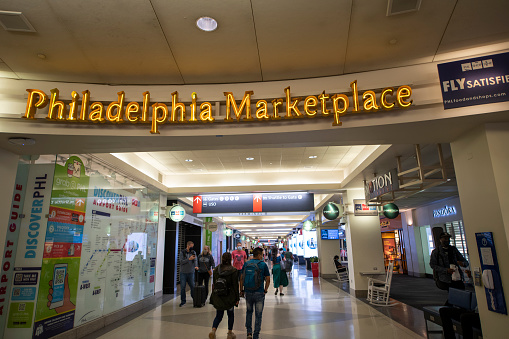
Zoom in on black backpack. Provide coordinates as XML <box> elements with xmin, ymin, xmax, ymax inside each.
<box><xmin>213</xmin><ymin>266</ymin><xmax>230</xmax><ymax>297</ymax></box>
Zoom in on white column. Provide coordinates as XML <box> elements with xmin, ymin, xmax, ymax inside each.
<box><xmin>344</xmin><ymin>189</ymin><xmax>385</xmax><ymax>297</ymax></box>
<box><xmin>317</xmin><ymin>226</ymin><xmax>341</xmax><ymax>278</ymax></box>
<box><xmin>451</xmin><ymin>123</ymin><xmax>509</xmax><ymax>338</ymax></box>
<box><xmin>155</xmin><ymin>193</ymin><xmax>167</xmax><ymax>296</ymax></box>
<box><xmin>0</xmin><ymin>149</ymin><xmax>19</xmax><ymax>256</ymax></box>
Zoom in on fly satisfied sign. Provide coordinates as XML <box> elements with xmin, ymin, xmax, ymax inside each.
<box><xmin>23</xmin><ymin>81</ymin><xmax>413</xmax><ymax>134</ymax></box>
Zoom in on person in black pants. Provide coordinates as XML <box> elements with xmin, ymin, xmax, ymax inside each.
<box><xmin>439</xmin><ymin>307</ymin><xmax>481</xmax><ymax>339</ymax></box>
<box><xmin>198</xmin><ymin>246</ymin><xmax>215</xmax><ymax>302</ymax></box>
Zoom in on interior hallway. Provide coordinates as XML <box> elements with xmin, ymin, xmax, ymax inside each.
<box><xmin>83</xmin><ymin>265</ymin><xmax>425</xmax><ymax>339</ymax></box>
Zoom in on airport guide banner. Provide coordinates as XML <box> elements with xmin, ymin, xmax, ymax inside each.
<box><xmin>437</xmin><ymin>51</ymin><xmax>509</xmax><ymax>109</ymax></box>
<box><xmin>1</xmin><ymin>158</ymin><xmax>158</xmax><ymax>339</ymax></box>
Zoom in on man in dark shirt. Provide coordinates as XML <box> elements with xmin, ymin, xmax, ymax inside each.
<box><xmin>430</xmin><ymin>232</ymin><xmax>468</xmax><ymax>290</ymax></box>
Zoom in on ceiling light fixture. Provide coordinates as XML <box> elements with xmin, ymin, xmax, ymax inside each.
<box><xmin>308</xmin><ymin>155</ymin><xmax>317</xmax><ymax>159</ymax></box>
<box><xmin>185</xmin><ymin>159</ymin><xmax>193</xmax><ymax>162</ymax></box>
<box><xmin>196</xmin><ymin>17</ymin><xmax>218</xmax><ymax>32</ymax></box>
<box><xmin>246</xmin><ymin>157</ymin><xmax>254</xmax><ymax>161</ymax></box>
<box><xmin>8</xmin><ymin>137</ymin><xmax>35</xmax><ymax>146</ymax></box>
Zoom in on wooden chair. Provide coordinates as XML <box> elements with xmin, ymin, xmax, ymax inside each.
<box><xmin>333</xmin><ymin>258</ymin><xmax>349</xmax><ymax>283</ymax></box>
<box><xmin>367</xmin><ymin>261</ymin><xmax>394</xmax><ymax>306</ymax></box>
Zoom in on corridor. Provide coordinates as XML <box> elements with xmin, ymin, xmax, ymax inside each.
<box><xmin>86</xmin><ymin>265</ymin><xmax>423</xmax><ymax>339</ymax></box>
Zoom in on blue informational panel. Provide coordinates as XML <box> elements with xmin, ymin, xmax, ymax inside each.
<box><xmin>320</xmin><ymin>229</ymin><xmax>339</xmax><ymax>240</ymax></box>
<box><xmin>437</xmin><ymin>51</ymin><xmax>509</xmax><ymax>110</ymax></box>
<box><xmin>475</xmin><ymin>232</ymin><xmax>507</xmax><ymax>315</ymax></box>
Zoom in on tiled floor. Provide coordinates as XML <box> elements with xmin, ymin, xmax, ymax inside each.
<box><xmin>89</xmin><ymin>265</ymin><xmax>425</xmax><ymax>339</ymax></box>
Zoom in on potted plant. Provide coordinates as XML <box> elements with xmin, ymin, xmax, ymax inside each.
<box><xmin>310</xmin><ymin>257</ymin><xmax>319</xmax><ymax>277</ymax></box>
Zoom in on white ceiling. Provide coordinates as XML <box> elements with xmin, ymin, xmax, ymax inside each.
<box><xmin>131</xmin><ymin>145</ymin><xmax>366</xmax><ymax>175</ymax></box>
<box><xmin>0</xmin><ymin>0</ymin><xmax>508</xmax><ymax>84</ymax></box>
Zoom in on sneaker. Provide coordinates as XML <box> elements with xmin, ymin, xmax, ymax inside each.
<box><xmin>247</xmin><ymin>334</ymin><xmax>253</xmax><ymax>339</ymax></box>
<box><xmin>274</xmin><ymin>290</ymin><xmax>278</xmax><ymax>295</ymax></box>
<box><xmin>209</xmin><ymin>331</ymin><xmax>216</xmax><ymax>339</ymax></box>
<box><xmin>227</xmin><ymin>332</ymin><xmax>236</xmax><ymax>339</ymax></box>
<box><xmin>279</xmin><ymin>292</ymin><xmax>284</xmax><ymax>296</ymax></box>
<box><xmin>179</xmin><ymin>303</ymin><xmax>185</xmax><ymax>307</ymax></box>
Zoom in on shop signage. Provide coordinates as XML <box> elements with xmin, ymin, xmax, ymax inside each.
<box><xmin>323</xmin><ymin>202</ymin><xmax>342</xmax><ymax>220</ymax></box>
<box><xmin>224</xmin><ymin>229</ymin><xmax>233</xmax><ymax>237</ymax></box>
<box><xmin>437</xmin><ymin>51</ymin><xmax>509</xmax><ymax>110</ymax></box>
<box><xmin>168</xmin><ymin>205</ymin><xmax>185</xmax><ymax>222</ymax></box>
<box><xmin>383</xmin><ymin>203</ymin><xmax>399</xmax><ymax>219</ymax></box>
<box><xmin>303</xmin><ymin>220</ymin><xmax>315</xmax><ymax>231</ymax></box>
<box><xmin>193</xmin><ymin>192</ymin><xmax>314</xmax><ymax>216</ymax></box>
<box><xmin>353</xmin><ymin>199</ymin><xmax>378</xmax><ymax>216</ymax></box>
<box><xmin>433</xmin><ymin>205</ymin><xmax>457</xmax><ymax>218</ymax></box>
<box><xmin>207</xmin><ymin>222</ymin><xmax>218</xmax><ymax>232</ymax></box>
<box><xmin>22</xmin><ymin>81</ymin><xmax>413</xmax><ymax>134</ymax></box>
<box><xmin>364</xmin><ymin>169</ymin><xmax>399</xmax><ymax>201</ymax></box>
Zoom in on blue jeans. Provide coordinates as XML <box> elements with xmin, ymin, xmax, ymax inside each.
<box><xmin>180</xmin><ymin>272</ymin><xmax>195</xmax><ymax>304</ymax></box>
<box><xmin>212</xmin><ymin>307</ymin><xmax>234</xmax><ymax>330</ymax></box>
<box><xmin>245</xmin><ymin>292</ymin><xmax>265</xmax><ymax>339</ymax></box>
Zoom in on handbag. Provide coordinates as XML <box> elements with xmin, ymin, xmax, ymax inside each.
<box><xmin>279</xmin><ymin>259</ymin><xmax>286</xmax><ymax>271</ymax></box>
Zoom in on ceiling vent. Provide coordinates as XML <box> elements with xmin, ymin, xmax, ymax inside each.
<box><xmin>0</xmin><ymin>11</ymin><xmax>36</xmax><ymax>32</ymax></box>
<box><xmin>387</xmin><ymin>0</ymin><xmax>422</xmax><ymax>16</ymax></box>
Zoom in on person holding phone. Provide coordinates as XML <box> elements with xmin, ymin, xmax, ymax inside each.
<box><xmin>179</xmin><ymin>241</ymin><xmax>199</xmax><ymax>307</ymax></box>
<box><xmin>198</xmin><ymin>245</ymin><xmax>215</xmax><ymax>302</ymax></box>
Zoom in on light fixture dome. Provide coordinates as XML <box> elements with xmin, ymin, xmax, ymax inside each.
<box><xmin>196</xmin><ymin>17</ymin><xmax>218</xmax><ymax>32</ymax></box>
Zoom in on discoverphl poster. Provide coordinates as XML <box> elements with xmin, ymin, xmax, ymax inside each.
<box><xmin>33</xmin><ymin>156</ymin><xmax>89</xmax><ymax>339</ymax></box>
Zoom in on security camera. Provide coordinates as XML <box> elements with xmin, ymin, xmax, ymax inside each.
<box><xmin>339</xmin><ymin>217</ymin><xmax>346</xmax><ymax>226</ymax></box>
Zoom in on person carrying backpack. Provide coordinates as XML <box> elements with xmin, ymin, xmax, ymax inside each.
<box><xmin>240</xmin><ymin>247</ymin><xmax>270</xmax><ymax>339</ymax></box>
<box><xmin>209</xmin><ymin>252</ymin><xmax>240</xmax><ymax>339</ymax></box>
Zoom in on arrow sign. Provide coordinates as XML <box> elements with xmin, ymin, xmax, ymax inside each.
<box><xmin>193</xmin><ymin>195</ymin><xmax>202</xmax><ymax>213</ymax></box>
<box><xmin>253</xmin><ymin>194</ymin><xmax>262</xmax><ymax>212</ymax></box>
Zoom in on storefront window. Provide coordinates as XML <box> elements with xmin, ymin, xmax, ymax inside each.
<box><xmin>446</xmin><ymin>220</ymin><xmax>469</xmax><ymax>262</ymax></box>
<box><xmin>420</xmin><ymin>226</ymin><xmax>434</xmax><ymax>275</ymax></box>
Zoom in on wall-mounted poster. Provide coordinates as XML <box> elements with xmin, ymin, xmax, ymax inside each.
<box><xmin>296</xmin><ymin>233</ymin><xmax>304</xmax><ymax>256</ymax></box>
<box><xmin>303</xmin><ymin>230</ymin><xmax>318</xmax><ymax>258</ymax></box>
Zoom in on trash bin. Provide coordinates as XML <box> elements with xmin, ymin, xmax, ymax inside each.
<box><xmin>311</xmin><ymin>262</ymin><xmax>319</xmax><ymax>277</ymax></box>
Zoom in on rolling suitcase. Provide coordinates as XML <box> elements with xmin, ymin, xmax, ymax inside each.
<box><xmin>193</xmin><ymin>272</ymin><xmax>207</xmax><ymax>308</ymax></box>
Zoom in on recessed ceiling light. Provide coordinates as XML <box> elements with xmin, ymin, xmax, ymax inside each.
<box><xmin>185</xmin><ymin>159</ymin><xmax>193</xmax><ymax>162</ymax></box>
<box><xmin>246</xmin><ymin>157</ymin><xmax>254</xmax><ymax>161</ymax></box>
<box><xmin>37</xmin><ymin>53</ymin><xmax>46</xmax><ymax>59</ymax></box>
<box><xmin>389</xmin><ymin>39</ymin><xmax>398</xmax><ymax>45</ymax></box>
<box><xmin>8</xmin><ymin>137</ymin><xmax>35</xmax><ymax>146</ymax></box>
<box><xmin>196</xmin><ymin>17</ymin><xmax>218</xmax><ymax>32</ymax></box>
<box><xmin>308</xmin><ymin>155</ymin><xmax>317</xmax><ymax>159</ymax></box>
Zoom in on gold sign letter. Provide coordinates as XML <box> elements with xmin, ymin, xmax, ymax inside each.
<box><xmin>106</xmin><ymin>91</ymin><xmax>125</xmax><ymax>123</ymax></box>
<box><xmin>397</xmin><ymin>86</ymin><xmax>413</xmax><ymax>108</ymax></box>
<box><xmin>24</xmin><ymin>89</ymin><xmax>48</xmax><ymax>119</ymax></box>
<box><xmin>224</xmin><ymin>91</ymin><xmax>254</xmax><ymax>122</ymax></box>
<box><xmin>151</xmin><ymin>103</ymin><xmax>168</xmax><ymax>134</ymax></box>
<box><xmin>284</xmin><ymin>87</ymin><xmax>302</xmax><ymax>119</ymax></box>
<box><xmin>47</xmin><ymin>88</ymin><xmax>67</xmax><ymax>120</ymax></box>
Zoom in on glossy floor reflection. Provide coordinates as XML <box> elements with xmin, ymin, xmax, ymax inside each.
<box><xmin>95</xmin><ymin>265</ymin><xmax>424</xmax><ymax>339</ymax></box>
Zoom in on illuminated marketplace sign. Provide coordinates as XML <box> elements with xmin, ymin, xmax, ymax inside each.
<box><xmin>433</xmin><ymin>205</ymin><xmax>456</xmax><ymax>218</ymax></box>
<box><xmin>22</xmin><ymin>81</ymin><xmax>413</xmax><ymax>134</ymax></box>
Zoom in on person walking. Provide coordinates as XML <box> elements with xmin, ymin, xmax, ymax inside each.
<box><xmin>179</xmin><ymin>241</ymin><xmax>198</xmax><ymax>307</ymax></box>
<box><xmin>240</xmin><ymin>247</ymin><xmax>270</xmax><ymax>339</ymax></box>
<box><xmin>272</xmin><ymin>248</ymin><xmax>288</xmax><ymax>296</ymax></box>
<box><xmin>198</xmin><ymin>245</ymin><xmax>215</xmax><ymax>304</ymax></box>
<box><xmin>430</xmin><ymin>232</ymin><xmax>468</xmax><ymax>291</ymax></box>
<box><xmin>231</xmin><ymin>242</ymin><xmax>247</xmax><ymax>279</ymax></box>
<box><xmin>209</xmin><ymin>252</ymin><xmax>240</xmax><ymax>339</ymax></box>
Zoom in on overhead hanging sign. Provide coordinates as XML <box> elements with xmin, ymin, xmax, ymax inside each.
<box><xmin>193</xmin><ymin>192</ymin><xmax>314</xmax><ymax>217</ymax></box>
<box><xmin>168</xmin><ymin>205</ymin><xmax>185</xmax><ymax>222</ymax></box>
<box><xmin>353</xmin><ymin>199</ymin><xmax>378</xmax><ymax>216</ymax></box>
<box><xmin>437</xmin><ymin>51</ymin><xmax>509</xmax><ymax>110</ymax></box>
<box><xmin>22</xmin><ymin>81</ymin><xmax>413</xmax><ymax>134</ymax></box>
